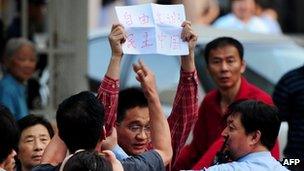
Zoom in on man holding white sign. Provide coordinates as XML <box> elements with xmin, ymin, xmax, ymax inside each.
<box><xmin>98</xmin><ymin>15</ymin><xmax>198</xmax><ymax>169</ymax></box>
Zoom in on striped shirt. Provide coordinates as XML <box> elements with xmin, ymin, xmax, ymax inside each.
<box><xmin>273</xmin><ymin>65</ymin><xmax>304</xmax><ymax>159</ymax></box>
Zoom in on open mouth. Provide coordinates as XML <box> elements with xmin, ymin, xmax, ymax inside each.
<box><xmin>133</xmin><ymin>143</ymin><xmax>147</xmax><ymax>150</ymax></box>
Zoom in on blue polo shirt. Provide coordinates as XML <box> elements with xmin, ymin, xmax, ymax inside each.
<box><xmin>0</xmin><ymin>74</ymin><xmax>28</xmax><ymax>120</ymax></box>
<box><xmin>204</xmin><ymin>151</ymin><xmax>289</xmax><ymax>171</ymax></box>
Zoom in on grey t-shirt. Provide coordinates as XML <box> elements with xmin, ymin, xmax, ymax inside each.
<box><xmin>122</xmin><ymin>150</ymin><xmax>165</xmax><ymax>171</ymax></box>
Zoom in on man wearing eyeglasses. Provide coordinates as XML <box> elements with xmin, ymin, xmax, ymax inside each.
<box><xmin>97</xmin><ymin>20</ymin><xmax>198</xmax><ymax>166</ymax></box>
<box><xmin>115</xmin><ymin>87</ymin><xmax>152</xmax><ymax>156</ymax></box>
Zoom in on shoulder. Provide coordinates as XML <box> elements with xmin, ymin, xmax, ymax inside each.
<box><xmin>241</xmin><ymin>80</ymin><xmax>272</xmax><ymax>105</ymax></box>
<box><xmin>121</xmin><ymin>150</ymin><xmax>165</xmax><ymax>171</ymax></box>
<box><xmin>204</xmin><ymin>90</ymin><xmax>218</xmax><ymax>102</ymax></box>
<box><xmin>0</xmin><ymin>75</ymin><xmax>18</xmax><ymax>93</ymax></box>
<box><xmin>213</xmin><ymin>14</ymin><xmax>236</xmax><ymax>27</ymax></box>
<box><xmin>200</xmin><ymin>90</ymin><xmax>218</xmax><ymax>107</ymax></box>
<box><xmin>32</xmin><ymin>164</ymin><xmax>60</xmax><ymax>171</ymax></box>
<box><xmin>248</xmin><ymin>16</ymin><xmax>270</xmax><ymax>32</ymax></box>
<box><xmin>278</xmin><ymin>66</ymin><xmax>304</xmax><ymax>85</ymax></box>
<box><xmin>206</xmin><ymin>159</ymin><xmax>287</xmax><ymax>171</ymax></box>
<box><xmin>199</xmin><ymin>90</ymin><xmax>218</xmax><ymax>110</ymax></box>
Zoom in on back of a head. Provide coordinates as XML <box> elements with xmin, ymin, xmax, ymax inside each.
<box><xmin>63</xmin><ymin>151</ymin><xmax>112</xmax><ymax>171</ymax></box>
<box><xmin>227</xmin><ymin>100</ymin><xmax>280</xmax><ymax>150</ymax></box>
<box><xmin>17</xmin><ymin>114</ymin><xmax>54</xmax><ymax>139</ymax></box>
<box><xmin>203</xmin><ymin>37</ymin><xmax>244</xmax><ymax>64</ymax></box>
<box><xmin>117</xmin><ymin>87</ymin><xmax>148</xmax><ymax>123</ymax></box>
<box><xmin>56</xmin><ymin>91</ymin><xmax>105</xmax><ymax>153</ymax></box>
<box><xmin>0</xmin><ymin>104</ymin><xmax>19</xmax><ymax>163</ymax></box>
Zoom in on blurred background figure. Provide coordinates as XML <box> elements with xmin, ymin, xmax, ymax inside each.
<box><xmin>183</xmin><ymin>0</ymin><xmax>219</xmax><ymax>25</ymax></box>
<box><xmin>213</xmin><ymin>0</ymin><xmax>272</xmax><ymax>34</ymax></box>
<box><xmin>16</xmin><ymin>114</ymin><xmax>54</xmax><ymax>171</ymax></box>
<box><xmin>1</xmin><ymin>0</ymin><xmax>48</xmax><ymax>112</ymax></box>
<box><xmin>98</xmin><ymin>0</ymin><xmax>122</xmax><ymax>27</ymax></box>
<box><xmin>98</xmin><ymin>0</ymin><xmax>155</xmax><ymax>27</ymax></box>
<box><xmin>0</xmin><ymin>104</ymin><xmax>20</xmax><ymax>171</ymax></box>
<box><xmin>0</xmin><ymin>38</ymin><xmax>37</xmax><ymax>120</ymax></box>
<box><xmin>255</xmin><ymin>0</ymin><xmax>282</xmax><ymax>34</ymax></box>
<box><xmin>6</xmin><ymin>0</ymin><xmax>47</xmax><ymax>41</ymax></box>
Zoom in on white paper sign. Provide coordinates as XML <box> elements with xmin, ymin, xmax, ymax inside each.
<box><xmin>115</xmin><ymin>3</ymin><xmax>189</xmax><ymax>55</ymax></box>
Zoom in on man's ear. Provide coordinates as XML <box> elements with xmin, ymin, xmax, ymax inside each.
<box><xmin>250</xmin><ymin>130</ymin><xmax>261</xmax><ymax>146</ymax></box>
<box><xmin>240</xmin><ymin>60</ymin><xmax>246</xmax><ymax>74</ymax></box>
<box><xmin>102</xmin><ymin>126</ymin><xmax>106</xmax><ymax>140</ymax></box>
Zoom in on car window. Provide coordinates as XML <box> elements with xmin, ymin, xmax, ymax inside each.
<box><xmin>244</xmin><ymin>42</ymin><xmax>304</xmax><ymax>85</ymax></box>
<box><xmin>195</xmin><ymin>40</ymin><xmax>304</xmax><ymax>94</ymax></box>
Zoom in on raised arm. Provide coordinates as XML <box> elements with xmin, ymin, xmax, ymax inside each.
<box><xmin>133</xmin><ymin>61</ymin><xmax>173</xmax><ymax>165</ymax></box>
<box><xmin>97</xmin><ymin>24</ymin><xmax>126</xmax><ymax>135</ymax></box>
<box><xmin>168</xmin><ymin>20</ymin><xmax>199</xmax><ymax>165</ymax></box>
<box><xmin>181</xmin><ymin>21</ymin><xmax>197</xmax><ymax>72</ymax></box>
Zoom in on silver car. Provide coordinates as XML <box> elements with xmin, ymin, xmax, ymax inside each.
<box><xmin>88</xmin><ymin>25</ymin><xmax>304</xmax><ymax>159</ymax></box>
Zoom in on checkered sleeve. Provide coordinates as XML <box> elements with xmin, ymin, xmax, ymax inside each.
<box><xmin>97</xmin><ymin>75</ymin><xmax>119</xmax><ymax>136</ymax></box>
<box><xmin>168</xmin><ymin>69</ymin><xmax>199</xmax><ymax>166</ymax></box>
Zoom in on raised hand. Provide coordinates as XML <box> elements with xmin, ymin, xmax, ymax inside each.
<box><xmin>132</xmin><ymin>60</ymin><xmax>157</xmax><ymax>101</ymax></box>
<box><xmin>181</xmin><ymin>21</ymin><xmax>198</xmax><ymax>54</ymax></box>
<box><xmin>181</xmin><ymin>21</ymin><xmax>197</xmax><ymax>72</ymax></box>
<box><xmin>108</xmin><ymin>24</ymin><xmax>127</xmax><ymax>58</ymax></box>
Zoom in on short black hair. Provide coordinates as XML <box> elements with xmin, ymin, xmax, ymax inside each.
<box><xmin>63</xmin><ymin>151</ymin><xmax>113</xmax><ymax>171</ymax></box>
<box><xmin>203</xmin><ymin>37</ymin><xmax>244</xmax><ymax>64</ymax></box>
<box><xmin>226</xmin><ymin>100</ymin><xmax>280</xmax><ymax>150</ymax></box>
<box><xmin>17</xmin><ymin>114</ymin><xmax>54</xmax><ymax>141</ymax></box>
<box><xmin>56</xmin><ymin>91</ymin><xmax>105</xmax><ymax>153</ymax></box>
<box><xmin>117</xmin><ymin>87</ymin><xmax>148</xmax><ymax>123</ymax></box>
<box><xmin>0</xmin><ymin>104</ymin><xmax>19</xmax><ymax>163</ymax></box>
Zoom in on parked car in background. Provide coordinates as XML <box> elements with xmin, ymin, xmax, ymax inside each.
<box><xmin>88</xmin><ymin>25</ymin><xmax>304</xmax><ymax>159</ymax></box>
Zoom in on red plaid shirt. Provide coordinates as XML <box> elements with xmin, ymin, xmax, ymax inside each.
<box><xmin>97</xmin><ymin>76</ymin><xmax>119</xmax><ymax>136</ymax></box>
<box><xmin>97</xmin><ymin>69</ymin><xmax>199</xmax><ymax>166</ymax></box>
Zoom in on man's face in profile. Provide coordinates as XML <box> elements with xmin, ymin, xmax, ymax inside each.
<box><xmin>221</xmin><ymin>113</ymin><xmax>252</xmax><ymax>160</ymax></box>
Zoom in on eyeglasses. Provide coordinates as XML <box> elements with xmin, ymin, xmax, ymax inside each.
<box><xmin>128</xmin><ymin>124</ymin><xmax>151</xmax><ymax>134</ymax></box>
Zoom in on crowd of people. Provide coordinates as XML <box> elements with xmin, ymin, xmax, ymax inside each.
<box><xmin>0</xmin><ymin>0</ymin><xmax>303</xmax><ymax>171</ymax></box>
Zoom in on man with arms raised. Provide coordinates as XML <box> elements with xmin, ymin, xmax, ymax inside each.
<box><xmin>98</xmin><ymin>20</ymin><xmax>198</xmax><ymax>166</ymax></box>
